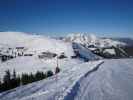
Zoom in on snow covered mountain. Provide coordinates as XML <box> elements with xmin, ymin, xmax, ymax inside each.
<box><xmin>0</xmin><ymin>32</ymin><xmax>100</xmax><ymax>79</ymax></box>
<box><xmin>0</xmin><ymin>32</ymin><xmax>74</xmax><ymax>57</ymax></box>
<box><xmin>0</xmin><ymin>32</ymin><xmax>74</xmax><ymax>80</ymax></box>
<box><xmin>64</xmin><ymin>33</ymin><xmax>126</xmax><ymax>47</ymax></box>
<box><xmin>0</xmin><ymin>32</ymin><xmax>133</xmax><ymax>100</ymax></box>
<box><xmin>112</xmin><ymin>37</ymin><xmax>133</xmax><ymax>46</ymax></box>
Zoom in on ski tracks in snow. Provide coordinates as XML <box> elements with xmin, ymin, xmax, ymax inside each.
<box><xmin>62</xmin><ymin>61</ymin><xmax>104</xmax><ymax>100</ymax></box>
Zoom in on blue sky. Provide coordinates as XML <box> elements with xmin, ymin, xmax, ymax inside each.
<box><xmin>0</xmin><ymin>0</ymin><xmax>132</xmax><ymax>37</ymax></box>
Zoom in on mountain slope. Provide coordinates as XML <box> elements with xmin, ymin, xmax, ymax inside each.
<box><xmin>0</xmin><ymin>32</ymin><xmax>75</xmax><ymax>80</ymax></box>
<box><xmin>66</xmin><ymin>59</ymin><xmax>133</xmax><ymax>100</ymax></box>
<box><xmin>72</xmin><ymin>43</ymin><xmax>101</xmax><ymax>60</ymax></box>
<box><xmin>0</xmin><ymin>60</ymin><xmax>102</xmax><ymax>100</ymax></box>
<box><xmin>0</xmin><ymin>32</ymin><xmax>133</xmax><ymax>100</ymax></box>
<box><xmin>64</xmin><ymin>33</ymin><xmax>126</xmax><ymax>47</ymax></box>
<box><xmin>0</xmin><ymin>59</ymin><xmax>133</xmax><ymax>100</ymax></box>
<box><xmin>0</xmin><ymin>32</ymin><xmax>74</xmax><ymax>56</ymax></box>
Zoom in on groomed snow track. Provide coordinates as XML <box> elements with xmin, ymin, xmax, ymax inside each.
<box><xmin>64</xmin><ymin>59</ymin><xmax>133</xmax><ymax>100</ymax></box>
<box><xmin>63</xmin><ymin>61</ymin><xmax>104</xmax><ymax>100</ymax></box>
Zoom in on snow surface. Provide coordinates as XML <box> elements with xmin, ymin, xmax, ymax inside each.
<box><xmin>72</xmin><ymin>43</ymin><xmax>101</xmax><ymax>60</ymax></box>
<box><xmin>0</xmin><ymin>32</ymin><xmax>74</xmax><ymax>57</ymax></box>
<box><xmin>0</xmin><ymin>56</ymin><xmax>60</xmax><ymax>79</ymax></box>
<box><xmin>0</xmin><ymin>32</ymin><xmax>100</xmax><ymax>79</ymax></box>
<box><xmin>0</xmin><ymin>59</ymin><xmax>102</xmax><ymax>100</ymax></box>
<box><xmin>69</xmin><ymin>59</ymin><xmax>133</xmax><ymax>100</ymax></box>
<box><xmin>1</xmin><ymin>59</ymin><xmax>133</xmax><ymax>100</ymax></box>
<box><xmin>103</xmin><ymin>49</ymin><xmax>116</xmax><ymax>55</ymax></box>
<box><xmin>0</xmin><ymin>32</ymin><xmax>132</xmax><ymax>100</ymax></box>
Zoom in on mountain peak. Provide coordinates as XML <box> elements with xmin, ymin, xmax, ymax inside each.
<box><xmin>65</xmin><ymin>33</ymin><xmax>125</xmax><ymax>47</ymax></box>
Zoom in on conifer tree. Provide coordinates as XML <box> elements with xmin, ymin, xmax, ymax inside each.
<box><xmin>35</xmin><ymin>71</ymin><xmax>46</xmax><ymax>81</ymax></box>
<box><xmin>2</xmin><ymin>69</ymin><xmax>11</xmax><ymax>91</ymax></box>
<box><xmin>29</xmin><ymin>72</ymin><xmax>35</xmax><ymax>82</ymax></box>
<box><xmin>13</xmin><ymin>69</ymin><xmax>16</xmax><ymax>79</ymax></box>
<box><xmin>46</xmin><ymin>70</ymin><xmax>53</xmax><ymax>77</ymax></box>
<box><xmin>3</xmin><ymin>70</ymin><xmax>11</xmax><ymax>83</ymax></box>
<box><xmin>0</xmin><ymin>80</ymin><xmax>1</xmax><ymax>90</ymax></box>
<box><xmin>16</xmin><ymin>75</ymin><xmax>21</xmax><ymax>86</ymax></box>
<box><xmin>21</xmin><ymin>73</ymin><xmax>29</xmax><ymax>85</ymax></box>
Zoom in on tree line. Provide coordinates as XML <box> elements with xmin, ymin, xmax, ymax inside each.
<box><xmin>0</xmin><ymin>67</ymin><xmax>60</xmax><ymax>93</ymax></box>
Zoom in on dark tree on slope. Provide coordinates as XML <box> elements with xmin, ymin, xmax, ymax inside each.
<box><xmin>0</xmin><ymin>80</ymin><xmax>2</xmax><ymax>92</ymax></box>
<box><xmin>0</xmin><ymin>70</ymin><xmax>54</xmax><ymax>93</ymax></box>
<box><xmin>13</xmin><ymin>69</ymin><xmax>16</xmax><ymax>79</ymax></box>
<box><xmin>35</xmin><ymin>71</ymin><xmax>46</xmax><ymax>81</ymax></box>
<box><xmin>47</xmin><ymin>70</ymin><xmax>53</xmax><ymax>77</ymax></box>
<box><xmin>3</xmin><ymin>70</ymin><xmax>11</xmax><ymax>83</ymax></box>
<box><xmin>16</xmin><ymin>75</ymin><xmax>21</xmax><ymax>86</ymax></box>
<box><xmin>21</xmin><ymin>73</ymin><xmax>31</xmax><ymax>85</ymax></box>
<box><xmin>29</xmin><ymin>73</ymin><xmax>36</xmax><ymax>83</ymax></box>
<box><xmin>2</xmin><ymin>70</ymin><xmax>11</xmax><ymax>91</ymax></box>
<box><xmin>0</xmin><ymin>69</ymin><xmax>20</xmax><ymax>92</ymax></box>
<box><xmin>10</xmin><ymin>69</ymin><xmax>20</xmax><ymax>88</ymax></box>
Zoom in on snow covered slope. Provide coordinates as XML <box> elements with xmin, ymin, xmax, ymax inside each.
<box><xmin>66</xmin><ymin>58</ymin><xmax>133</xmax><ymax>100</ymax></box>
<box><xmin>0</xmin><ymin>56</ymin><xmax>57</xmax><ymax>78</ymax></box>
<box><xmin>0</xmin><ymin>32</ymin><xmax>74</xmax><ymax>56</ymax></box>
<box><xmin>1</xmin><ymin>58</ymin><xmax>133</xmax><ymax>100</ymax></box>
<box><xmin>0</xmin><ymin>32</ymin><xmax>132</xmax><ymax>100</ymax></box>
<box><xmin>64</xmin><ymin>33</ymin><xmax>126</xmax><ymax>47</ymax></box>
<box><xmin>72</xmin><ymin>43</ymin><xmax>101</xmax><ymax>60</ymax></box>
<box><xmin>0</xmin><ymin>59</ymin><xmax>102</xmax><ymax>100</ymax></box>
<box><xmin>0</xmin><ymin>32</ymin><xmax>100</xmax><ymax>79</ymax></box>
<box><xmin>0</xmin><ymin>32</ymin><xmax>75</xmax><ymax>80</ymax></box>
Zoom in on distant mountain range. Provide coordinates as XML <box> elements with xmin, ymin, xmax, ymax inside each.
<box><xmin>0</xmin><ymin>32</ymin><xmax>132</xmax><ymax>59</ymax></box>
<box><xmin>111</xmin><ymin>38</ymin><xmax>133</xmax><ymax>46</ymax></box>
<box><xmin>63</xmin><ymin>33</ymin><xmax>126</xmax><ymax>47</ymax></box>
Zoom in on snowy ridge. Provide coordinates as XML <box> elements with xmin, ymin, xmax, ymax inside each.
<box><xmin>72</xmin><ymin>43</ymin><xmax>101</xmax><ymax>60</ymax></box>
<box><xmin>70</xmin><ymin>59</ymin><xmax>133</xmax><ymax>100</ymax></box>
<box><xmin>0</xmin><ymin>60</ymin><xmax>103</xmax><ymax>100</ymax></box>
<box><xmin>61</xmin><ymin>61</ymin><xmax>104</xmax><ymax>100</ymax></box>
<box><xmin>64</xmin><ymin>33</ymin><xmax>126</xmax><ymax>47</ymax></box>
